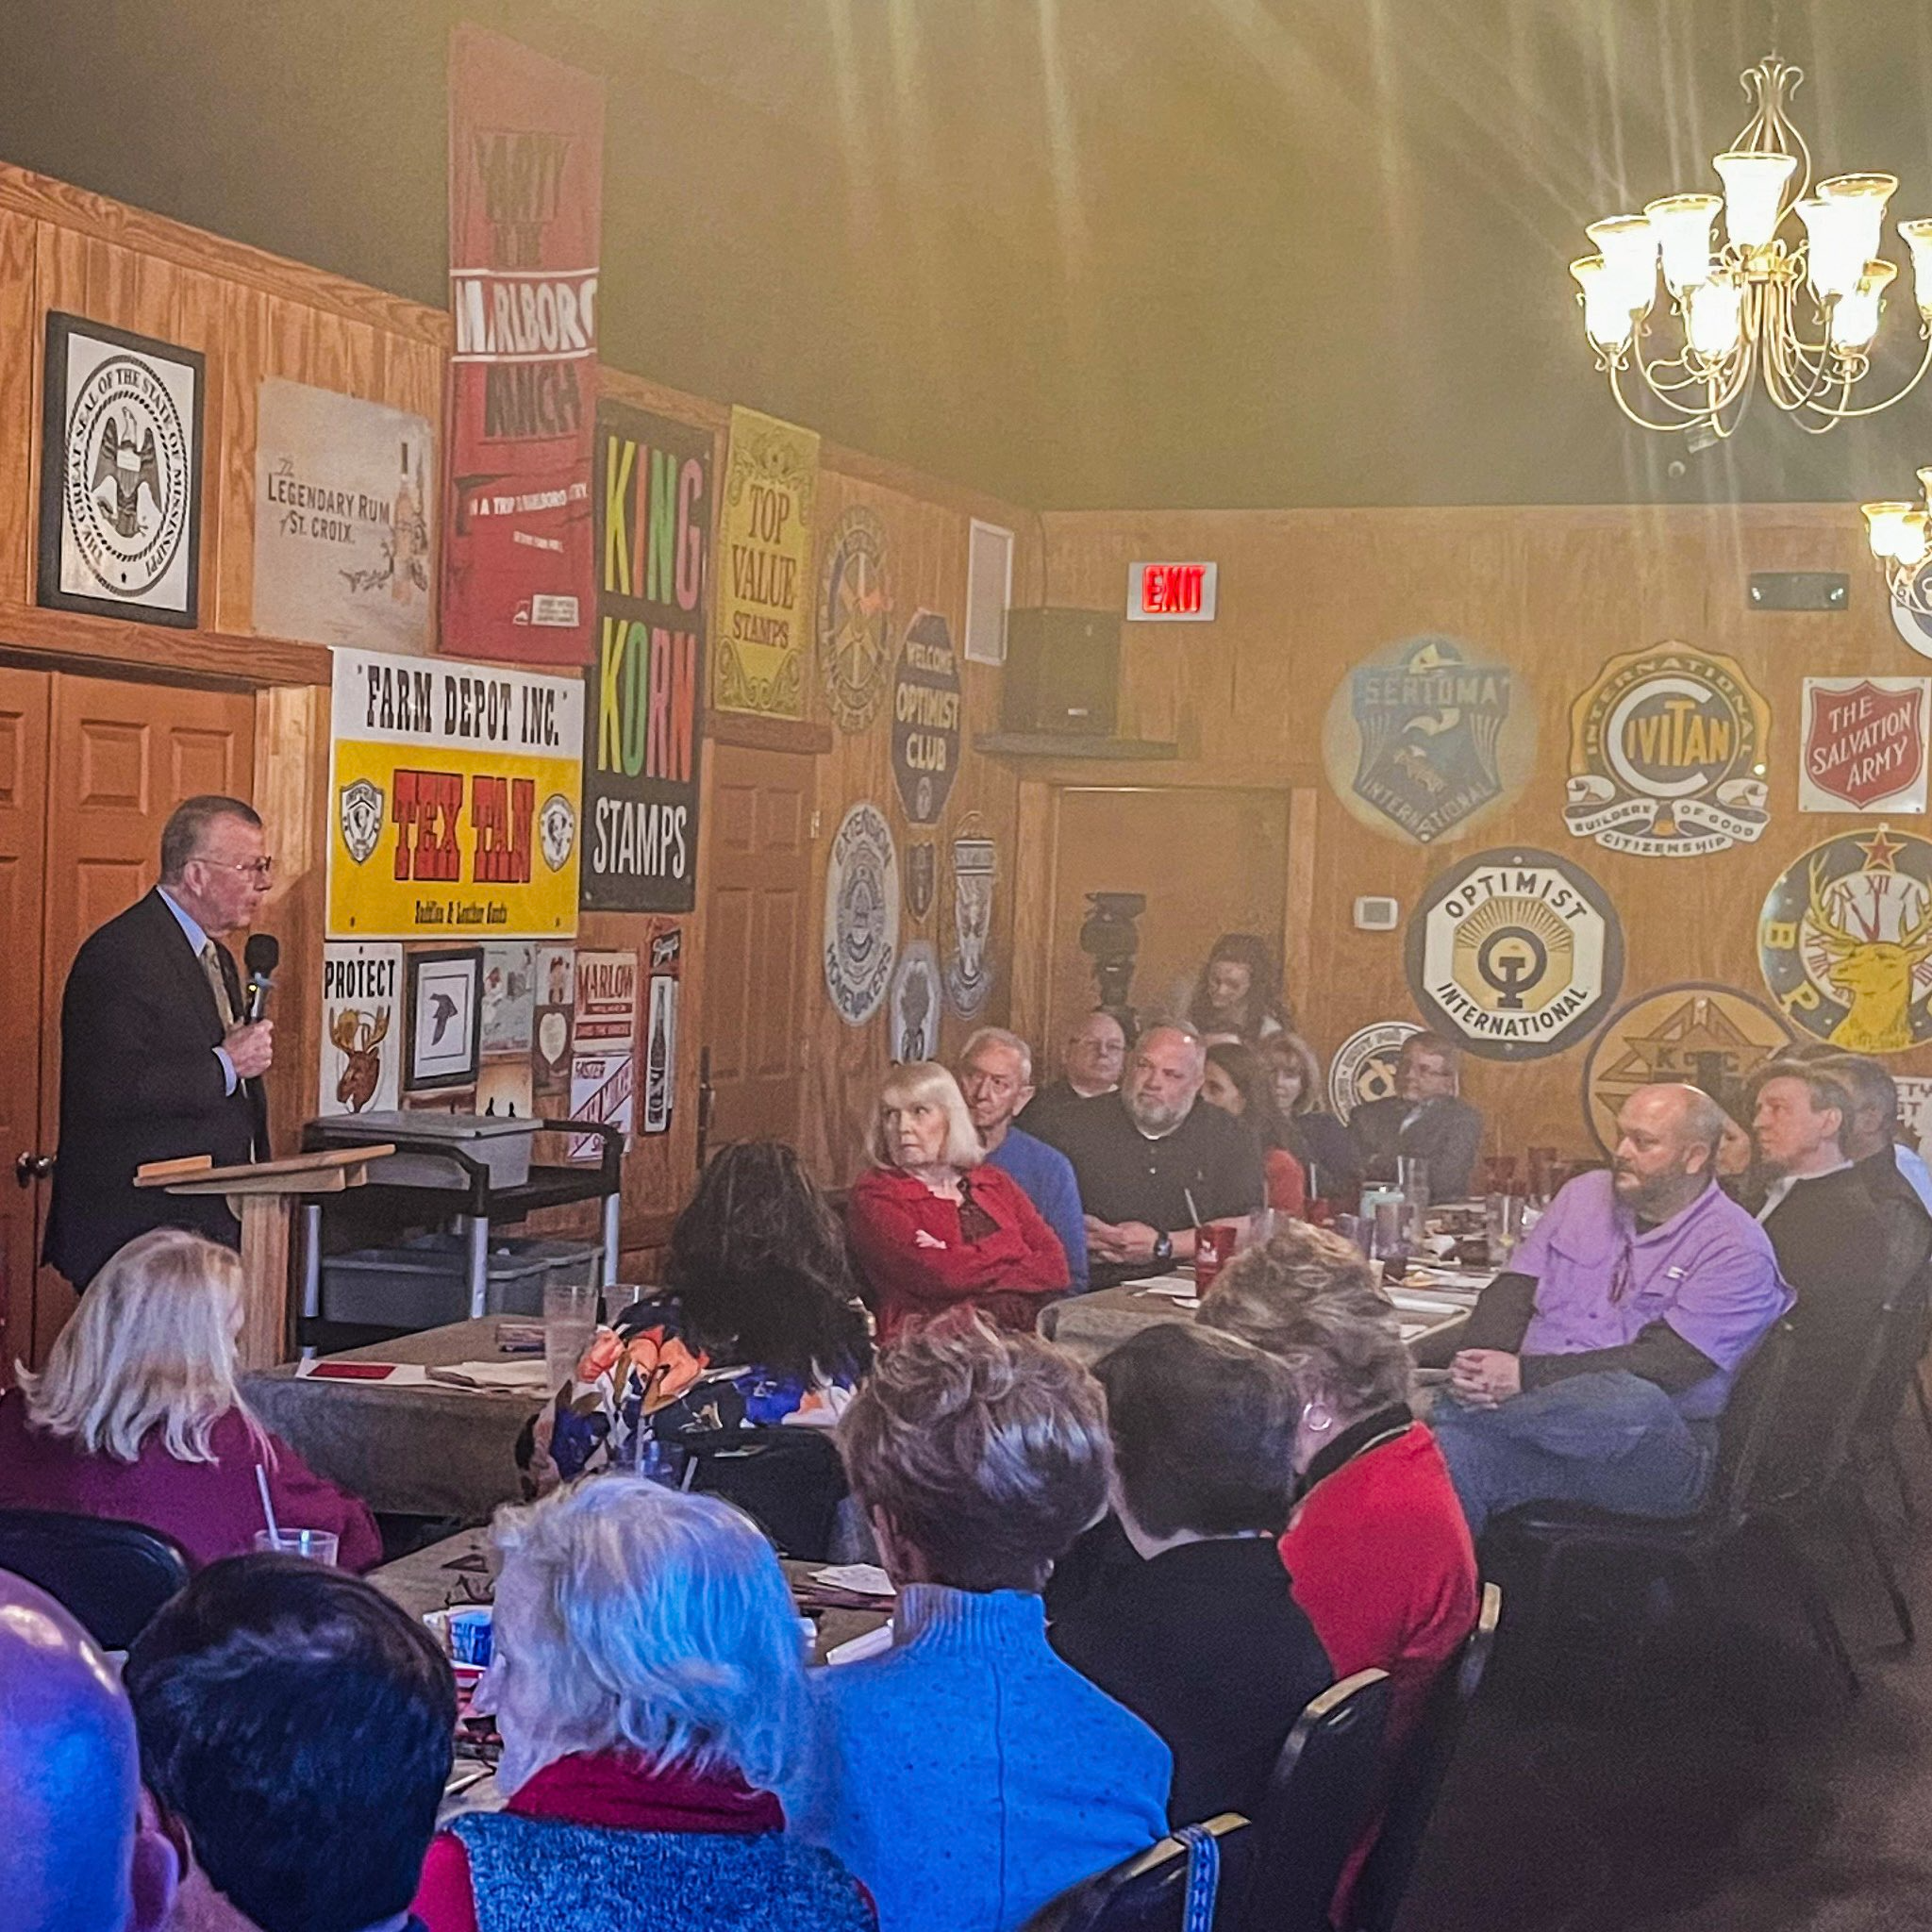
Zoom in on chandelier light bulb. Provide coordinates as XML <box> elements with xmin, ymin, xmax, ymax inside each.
<box><xmin>1714</xmin><ymin>149</ymin><xmax>1798</xmax><ymax>252</ymax></box>
<box><xmin>1585</xmin><ymin>216</ymin><xmax>1657</xmax><ymax>315</ymax></box>
<box><xmin>1896</xmin><ymin>511</ymin><xmax>1930</xmax><ymax>570</ymax></box>
<box><xmin>1898</xmin><ymin>220</ymin><xmax>1932</xmax><ymax>314</ymax></box>
<box><xmin>1644</xmin><ymin>193</ymin><xmax>1722</xmax><ymax>294</ymax></box>
<box><xmin>1862</xmin><ymin>502</ymin><xmax>1915</xmax><ymax>559</ymax></box>
<box><xmin>1829</xmin><ymin>259</ymin><xmax>1896</xmax><ymax>354</ymax></box>
<box><xmin>1571</xmin><ymin>255</ymin><xmax>1637</xmax><ymax>354</ymax></box>
<box><xmin>1684</xmin><ymin>271</ymin><xmax>1745</xmax><ymax>363</ymax></box>
<box><xmin>1818</xmin><ymin>175</ymin><xmax>1899</xmax><ymax>265</ymax></box>
<box><xmin>1796</xmin><ymin>196</ymin><xmax>1868</xmax><ymax>303</ymax></box>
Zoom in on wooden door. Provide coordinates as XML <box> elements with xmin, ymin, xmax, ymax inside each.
<box><xmin>702</xmin><ymin>743</ymin><xmax>814</xmax><ymax>1150</ymax></box>
<box><xmin>0</xmin><ymin>666</ymin><xmax>50</xmax><ymax>1374</ymax></box>
<box><xmin>1046</xmin><ymin>787</ymin><xmax>1291</xmax><ymax>1049</ymax></box>
<box><xmin>28</xmin><ymin>672</ymin><xmax>255</xmax><ymax>1359</ymax></box>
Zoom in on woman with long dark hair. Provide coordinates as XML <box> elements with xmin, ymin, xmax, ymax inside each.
<box><xmin>1257</xmin><ymin>1031</ymin><xmax>1360</xmax><ymax>1205</ymax></box>
<box><xmin>525</xmin><ymin>1141</ymin><xmax>874</xmax><ymax>1486</ymax></box>
<box><xmin>1201</xmin><ymin>1041</ymin><xmax>1306</xmax><ymax>1215</ymax></box>
<box><xmin>1186</xmin><ymin>932</ymin><xmax>1291</xmax><ymax>1044</ymax></box>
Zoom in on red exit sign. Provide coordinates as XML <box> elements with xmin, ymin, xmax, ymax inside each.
<box><xmin>1127</xmin><ymin>560</ymin><xmax>1218</xmax><ymax>622</ymax></box>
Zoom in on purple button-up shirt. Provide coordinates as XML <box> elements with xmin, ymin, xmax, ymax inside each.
<box><xmin>1514</xmin><ymin>1171</ymin><xmax>1791</xmax><ymax>1420</ymax></box>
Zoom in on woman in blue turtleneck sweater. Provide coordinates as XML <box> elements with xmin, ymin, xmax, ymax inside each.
<box><xmin>797</xmin><ymin>1314</ymin><xmax>1170</xmax><ymax>1932</ymax></box>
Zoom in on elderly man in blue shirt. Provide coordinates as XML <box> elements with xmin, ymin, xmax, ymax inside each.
<box><xmin>957</xmin><ymin>1027</ymin><xmax>1090</xmax><ymax>1291</ymax></box>
<box><xmin>1431</xmin><ymin>1082</ymin><xmax>1791</xmax><ymax>1538</ymax></box>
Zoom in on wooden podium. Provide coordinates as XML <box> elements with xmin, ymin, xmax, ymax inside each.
<box><xmin>136</xmin><ymin>1144</ymin><xmax>395</xmax><ymax>1369</ymax></box>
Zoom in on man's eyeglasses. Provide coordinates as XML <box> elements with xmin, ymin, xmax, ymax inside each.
<box><xmin>192</xmin><ymin>856</ymin><xmax>275</xmax><ymax>881</ymax></box>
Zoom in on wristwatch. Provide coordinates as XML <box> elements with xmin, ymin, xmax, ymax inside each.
<box><xmin>1153</xmin><ymin>1232</ymin><xmax>1174</xmax><ymax>1265</ymax></box>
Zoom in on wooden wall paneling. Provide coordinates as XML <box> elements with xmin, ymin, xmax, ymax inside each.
<box><xmin>1008</xmin><ymin>777</ymin><xmax>1055</xmax><ymax>1052</ymax></box>
<box><xmin>0</xmin><ymin>211</ymin><xmax>38</xmax><ymax>608</ymax></box>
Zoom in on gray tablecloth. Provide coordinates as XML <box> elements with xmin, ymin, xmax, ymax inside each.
<box><xmin>242</xmin><ymin>1319</ymin><xmax>545</xmax><ymax>1521</ymax></box>
<box><xmin>1042</xmin><ymin>1280</ymin><xmax>1472</xmax><ymax>1365</ymax></box>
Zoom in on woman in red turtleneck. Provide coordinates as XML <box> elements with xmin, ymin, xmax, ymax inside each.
<box><xmin>412</xmin><ymin>1478</ymin><xmax>874</xmax><ymax>1932</ymax></box>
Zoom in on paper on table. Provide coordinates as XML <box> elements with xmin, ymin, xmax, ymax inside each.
<box><xmin>1134</xmin><ymin>1279</ymin><xmax>1202</xmax><ymax>1302</ymax></box>
<box><xmin>824</xmin><ymin>1622</ymin><xmax>896</xmax><ymax>1667</ymax></box>
<box><xmin>297</xmin><ymin>1360</ymin><xmax>432</xmax><ymax>1385</ymax></box>
<box><xmin>426</xmin><ymin>1360</ymin><xmax>557</xmax><ymax>1391</ymax></box>
<box><xmin>811</xmin><ymin>1564</ymin><xmax>897</xmax><ymax>1597</ymax></box>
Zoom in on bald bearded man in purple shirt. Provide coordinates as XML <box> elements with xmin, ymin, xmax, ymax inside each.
<box><xmin>1431</xmin><ymin>1084</ymin><xmax>1791</xmax><ymax>1538</ymax></box>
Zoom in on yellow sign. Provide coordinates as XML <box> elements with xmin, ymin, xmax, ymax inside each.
<box><xmin>712</xmin><ymin>406</ymin><xmax>820</xmax><ymax>719</ymax></box>
<box><xmin>328</xmin><ymin>648</ymin><xmax>583</xmax><ymax>940</ymax></box>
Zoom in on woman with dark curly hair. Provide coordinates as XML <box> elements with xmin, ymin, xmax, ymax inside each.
<box><xmin>1186</xmin><ymin>931</ymin><xmax>1291</xmax><ymax>1045</ymax></box>
<box><xmin>525</xmin><ymin>1141</ymin><xmax>873</xmax><ymax>1487</ymax></box>
<box><xmin>1201</xmin><ymin>1041</ymin><xmax>1306</xmax><ymax>1216</ymax></box>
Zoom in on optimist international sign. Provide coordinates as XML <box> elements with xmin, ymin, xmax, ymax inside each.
<box><xmin>329</xmin><ymin>647</ymin><xmax>584</xmax><ymax>939</ymax></box>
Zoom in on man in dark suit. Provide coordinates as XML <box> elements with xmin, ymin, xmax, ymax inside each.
<box><xmin>1349</xmin><ymin>1032</ymin><xmax>1484</xmax><ymax>1201</ymax></box>
<box><xmin>44</xmin><ymin>795</ymin><xmax>275</xmax><ymax>1287</ymax></box>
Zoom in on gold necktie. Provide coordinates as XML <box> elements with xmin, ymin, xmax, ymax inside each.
<box><xmin>201</xmin><ymin>941</ymin><xmax>236</xmax><ymax>1029</ymax></box>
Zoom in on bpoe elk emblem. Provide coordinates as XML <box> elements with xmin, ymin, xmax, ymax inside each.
<box><xmin>1759</xmin><ymin>826</ymin><xmax>1932</xmax><ymax>1055</ymax></box>
<box><xmin>329</xmin><ymin>1006</ymin><xmax>391</xmax><ymax>1112</ymax></box>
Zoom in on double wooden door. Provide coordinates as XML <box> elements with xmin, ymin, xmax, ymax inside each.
<box><xmin>1</xmin><ymin>665</ymin><xmax>255</xmax><ymax>1368</ymax></box>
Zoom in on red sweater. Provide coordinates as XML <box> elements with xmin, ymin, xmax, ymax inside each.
<box><xmin>413</xmin><ymin>1751</ymin><xmax>787</xmax><ymax>1932</ymax></box>
<box><xmin>1278</xmin><ymin>1420</ymin><xmax>1478</xmax><ymax>1750</ymax></box>
<box><xmin>845</xmin><ymin>1163</ymin><xmax>1070</xmax><ymax>1343</ymax></box>
<box><xmin>1264</xmin><ymin>1148</ymin><xmax>1306</xmax><ymax>1217</ymax></box>
<box><xmin>0</xmin><ymin>1391</ymin><xmax>382</xmax><ymax>1574</ymax></box>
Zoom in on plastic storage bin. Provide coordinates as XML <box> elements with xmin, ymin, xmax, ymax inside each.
<box><xmin>321</xmin><ymin>1233</ymin><xmax>559</xmax><ymax>1329</ymax></box>
<box><xmin>308</xmin><ymin>1111</ymin><xmax>541</xmax><ymax>1190</ymax></box>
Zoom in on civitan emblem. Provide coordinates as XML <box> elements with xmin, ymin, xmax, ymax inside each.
<box><xmin>1759</xmin><ymin>825</ymin><xmax>1932</xmax><ymax>1054</ymax></box>
<box><xmin>1564</xmin><ymin>642</ymin><xmax>1770</xmax><ymax>858</ymax></box>
<box><xmin>339</xmin><ymin>777</ymin><xmax>385</xmax><ymax>866</ymax></box>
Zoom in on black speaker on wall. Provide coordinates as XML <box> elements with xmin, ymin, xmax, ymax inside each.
<box><xmin>1001</xmin><ymin>607</ymin><xmax>1120</xmax><ymax>737</ymax></box>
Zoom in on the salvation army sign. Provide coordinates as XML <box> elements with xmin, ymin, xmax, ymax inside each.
<box><xmin>891</xmin><ymin>610</ymin><xmax>962</xmax><ymax>824</ymax></box>
<box><xmin>1405</xmin><ymin>847</ymin><xmax>1624</xmax><ymax>1060</ymax></box>
<box><xmin>328</xmin><ymin>648</ymin><xmax>583</xmax><ymax>940</ymax></box>
<box><xmin>1799</xmin><ymin>677</ymin><xmax>1930</xmax><ymax>813</ymax></box>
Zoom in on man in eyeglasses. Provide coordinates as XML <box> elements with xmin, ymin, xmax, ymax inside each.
<box><xmin>1429</xmin><ymin>1083</ymin><xmax>1790</xmax><ymax>1538</ymax></box>
<box><xmin>44</xmin><ymin>793</ymin><xmax>275</xmax><ymax>1287</ymax></box>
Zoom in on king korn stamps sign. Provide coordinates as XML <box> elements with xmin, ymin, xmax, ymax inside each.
<box><xmin>1564</xmin><ymin>643</ymin><xmax>1770</xmax><ymax>858</ymax></box>
<box><xmin>1759</xmin><ymin>826</ymin><xmax>1932</xmax><ymax>1054</ymax></box>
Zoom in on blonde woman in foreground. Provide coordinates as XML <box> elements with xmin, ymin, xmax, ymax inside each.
<box><xmin>0</xmin><ymin>1227</ymin><xmax>380</xmax><ymax>1569</ymax></box>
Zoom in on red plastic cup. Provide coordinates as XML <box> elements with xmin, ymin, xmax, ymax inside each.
<box><xmin>1193</xmin><ymin>1222</ymin><xmax>1241</xmax><ymax>1291</ymax></box>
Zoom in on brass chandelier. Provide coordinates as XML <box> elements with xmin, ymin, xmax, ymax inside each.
<box><xmin>1570</xmin><ymin>55</ymin><xmax>1932</xmax><ymax>437</ymax></box>
<box><xmin>1862</xmin><ymin>479</ymin><xmax>1932</xmax><ymax>618</ymax></box>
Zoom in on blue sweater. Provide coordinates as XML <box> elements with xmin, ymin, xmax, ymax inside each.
<box><xmin>987</xmin><ymin>1128</ymin><xmax>1090</xmax><ymax>1291</ymax></box>
<box><xmin>801</xmin><ymin>1586</ymin><xmax>1171</xmax><ymax>1932</ymax></box>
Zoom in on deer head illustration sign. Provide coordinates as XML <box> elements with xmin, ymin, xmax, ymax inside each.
<box><xmin>1759</xmin><ymin>826</ymin><xmax>1932</xmax><ymax>1055</ymax></box>
<box><xmin>318</xmin><ymin>941</ymin><xmax>402</xmax><ymax>1115</ymax></box>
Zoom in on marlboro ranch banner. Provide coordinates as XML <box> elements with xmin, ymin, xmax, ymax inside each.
<box><xmin>712</xmin><ymin>406</ymin><xmax>820</xmax><ymax>719</ymax></box>
<box><xmin>328</xmin><ymin>647</ymin><xmax>584</xmax><ymax>940</ymax></box>
<box><xmin>442</xmin><ymin>25</ymin><xmax>604</xmax><ymax>666</ymax></box>
<box><xmin>583</xmin><ymin>400</ymin><xmax>709</xmax><ymax>911</ymax></box>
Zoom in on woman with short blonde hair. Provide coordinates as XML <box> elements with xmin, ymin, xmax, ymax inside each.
<box><xmin>412</xmin><ymin>1479</ymin><xmax>874</xmax><ymax>1932</ymax></box>
<box><xmin>798</xmin><ymin>1315</ymin><xmax>1170</xmax><ymax>1932</ymax></box>
<box><xmin>845</xmin><ymin>1061</ymin><xmax>1067</xmax><ymax>1342</ymax></box>
<box><xmin>0</xmin><ymin>1228</ymin><xmax>380</xmax><ymax>1569</ymax></box>
<box><xmin>1196</xmin><ymin>1224</ymin><xmax>1477</xmax><ymax>1752</ymax></box>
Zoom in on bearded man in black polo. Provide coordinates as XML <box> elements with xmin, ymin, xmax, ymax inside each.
<box><xmin>1053</xmin><ymin>1024</ymin><xmax>1265</xmax><ymax>1289</ymax></box>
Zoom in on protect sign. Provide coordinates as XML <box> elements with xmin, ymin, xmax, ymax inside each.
<box><xmin>328</xmin><ymin>647</ymin><xmax>583</xmax><ymax>940</ymax></box>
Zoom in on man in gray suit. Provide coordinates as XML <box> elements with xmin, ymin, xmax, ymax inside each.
<box><xmin>1349</xmin><ymin>1032</ymin><xmax>1484</xmax><ymax>1201</ymax></box>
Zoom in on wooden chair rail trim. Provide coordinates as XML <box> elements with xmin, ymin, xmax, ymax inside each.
<box><xmin>707</xmin><ymin>709</ymin><xmax>836</xmax><ymax>756</ymax></box>
<box><xmin>0</xmin><ymin>602</ymin><xmax>332</xmax><ymax>689</ymax></box>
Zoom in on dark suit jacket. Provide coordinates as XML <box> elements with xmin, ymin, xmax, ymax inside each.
<box><xmin>1349</xmin><ymin>1094</ymin><xmax>1483</xmax><ymax>1201</ymax></box>
<box><xmin>1049</xmin><ymin>1533</ymin><xmax>1334</xmax><ymax>1826</ymax></box>
<box><xmin>43</xmin><ymin>891</ymin><xmax>267</xmax><ymax>1287</ymax></box>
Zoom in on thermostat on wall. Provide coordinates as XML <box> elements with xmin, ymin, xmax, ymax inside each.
<box><xmin>1354</xmin><ymin>896</ymin><xmax>1400</xmax><ymax>932</ymax></box>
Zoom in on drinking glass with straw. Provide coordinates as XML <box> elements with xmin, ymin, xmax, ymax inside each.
<box><xmin>252</xmin><ymin>1464</ymin><xmax>339</xmax><ymax>1565</ymax></box>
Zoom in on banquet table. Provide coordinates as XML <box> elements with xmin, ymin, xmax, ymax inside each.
<box><xmin>242</xmin><ymin>1318</ymin><xmax>548</xmax><ymax>1521</ymax></box>
<box><xmin>1041</xmin><ymin>1268</ymin><xmax>1484</xmax><ymax>1366</ymax></box>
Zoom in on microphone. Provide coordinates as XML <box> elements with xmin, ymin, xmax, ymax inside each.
<box><xmin>243</xmin><ymin>934</ymin><xmax>280</xmax><ymax>1024</ymax></box>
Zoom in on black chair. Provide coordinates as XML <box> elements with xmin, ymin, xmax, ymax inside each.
<box><xmin>1343</xmin><ymin>1583</ymin><xmax>1503</xmax><ymax>1932</ymax></box>
<box><xmin>678</xmin><ymin>1425</ymin><xmax>849</xmax><ymax>1559</ymax></box>
<box><xmin>0</xmin><ymin>1508</ymin><xmax>190</xmax><ymax>1650</ymax></box>
<box><xmin>1229</xmin><ymin>1670</ymin><xmax>1392</xmax><ymax>1932</ymax></box>
<box><xmin>1019</xmin><ymin>1815</ymin><xmax>1252</xmax><ymax>1932</ymax></box>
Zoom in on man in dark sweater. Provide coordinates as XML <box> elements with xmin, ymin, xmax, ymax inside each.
<box><xmin>1752</xmin><ymin>1061</ymin><xmax>1931</xmax><ymax>1475</ymax></box>
<box><xmin>1049</xmin><ymin>1025</ymin><xmax>1265</xmax><ymax>1288</ymax></box>
<box><xmin>1049</xmin><ymin>1323</ymin><xmax>1333</xmax><ymax>1826</ymax></box>
<box><xmin>1432</xmin><ymin>1084</ymin><xmax>1790</xmax><ymax>1537</ymax></box>
<box><xmin>1348</xmin><ymin>1034</ymin><xmax>1484</xmax><ymax>1202</ymax></box>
